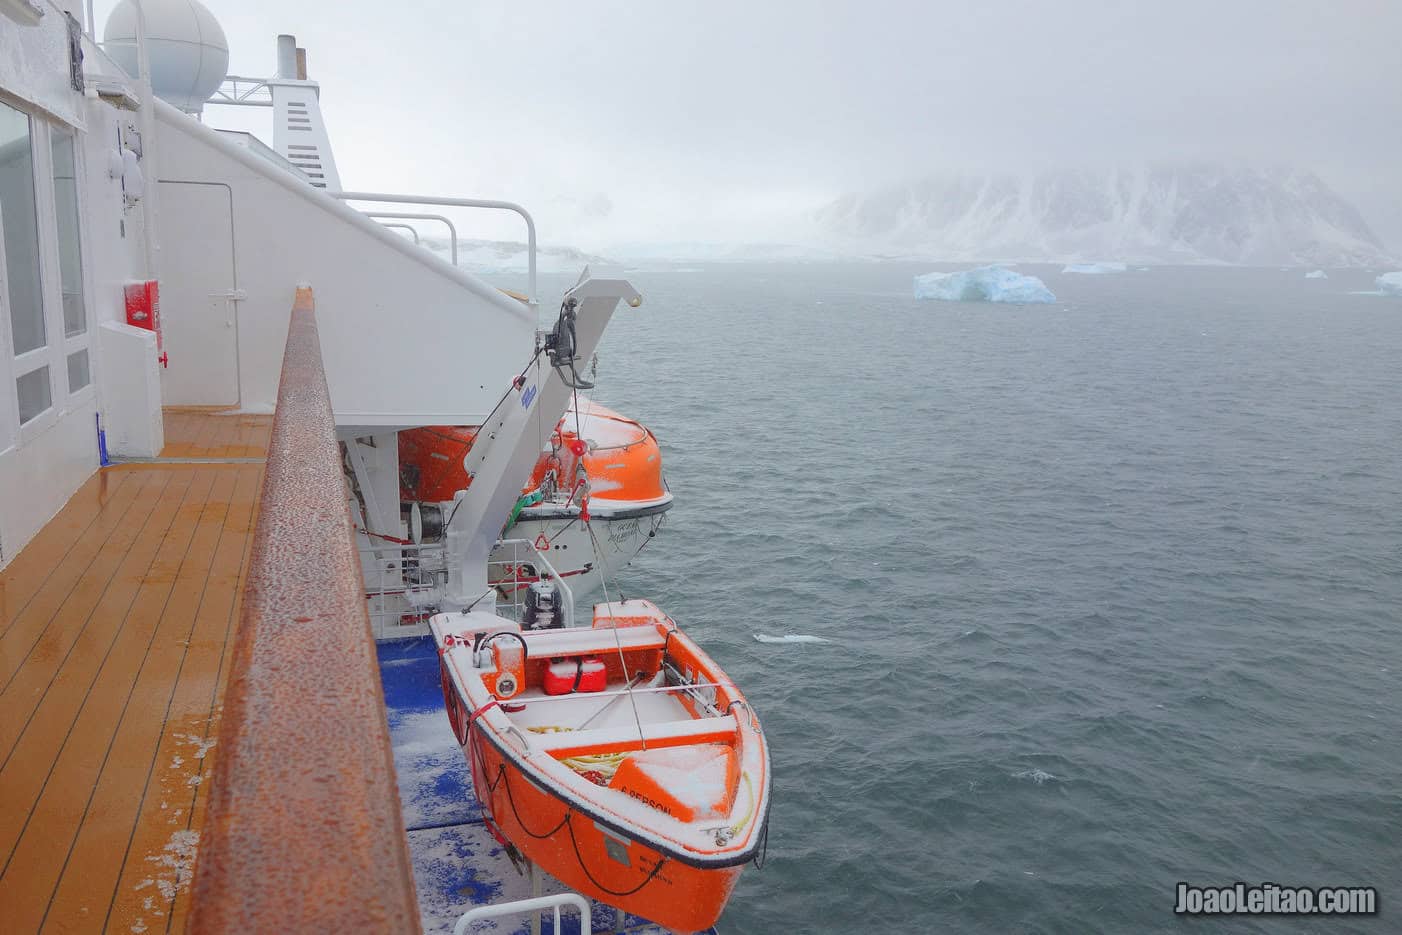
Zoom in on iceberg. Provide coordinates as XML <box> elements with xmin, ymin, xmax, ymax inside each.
<box><xmin>1062</xmin><ymin>262</ymin><xmax>1127</xmax><ymax>274</ymax></box>
<box><xmin>1305</xmin><ymin>269</ymin><xmax>1328</xmax><ymax>279</ymax></box>
<box><xmin>914</xmin><ymin>265</ymin><xmax>1056</xmax><ymax>304</ymax></box>
<box><xmin>1377</xmin><ymin>272</ymin><xmax>1402</xmax><ymax>296</ymax></box>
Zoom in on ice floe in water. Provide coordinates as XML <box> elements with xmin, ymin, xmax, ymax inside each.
<box><xmin>1061</xmin><ymin>262</ymin><xmax>1127</xmax><ymax>274</ymax></box>
<box><xmin>753</xmin><ymin>633</ymin><xmax>832</xmax><ymax>644</ymax></box>
<box><xmin>1377</xmin><ymin>271</ymin><xmax>1402</xmax><ymax>296</ymax></box>
<box><xmin>914</xmin><ymin>265</ymin><xmax>1056</xmax><ymax>304</ymax></box>
<box><xmin>1305</xmin><ymin>269</ymin><xmax>1328</xmax><ymax>279</ymax></box>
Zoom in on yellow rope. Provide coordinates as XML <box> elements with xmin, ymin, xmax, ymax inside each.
<box><xmin>527</xmin><ymin>725</ymin><xmax>627</xmax><ymax>783</ymax></box>
<box><xmin>724</xmin><ymin>772</ymin><xmax>753</xmax><ymax>834</ymax></box>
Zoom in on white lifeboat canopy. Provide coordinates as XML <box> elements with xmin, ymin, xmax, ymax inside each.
<box><xmin>104</xmin><ymin>0</ymin><xmax>230</xmax><ymax>115</ymax></box>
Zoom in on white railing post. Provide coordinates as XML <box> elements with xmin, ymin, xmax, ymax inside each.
<box><xmin>332</xmin><ymin>192</ymin><xmax>537</xmax><ymax>310</ymax></box>
<box><xmin>361</xmin><ymin>211</ymin><xmax>459</xmax><ymax>264</ymax></box>
<box><xmin>451</xmin><ymin>892</ymin><xmax>590</xmax><ymax>935</ymax></box>
<box><xmin>375</xmin><ymin>222</ymin><xmax>419</xmax><ymax>244</ymax></box>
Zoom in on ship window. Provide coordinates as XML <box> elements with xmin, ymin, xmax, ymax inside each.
<box><xmin>66</xmin><ymin>349</ymin><xmax>89</xmax><ymax>392</ymax></box>
<box><xmin>50</xmin><ymin>127</ymin><xmax>86</xmax><ymax>339</ymax></box>
<box><xmin>0</xmin><ymin>101</ymin><xmax>47</xmax><ymax>356</ymax></box>
<box><xmin>16</xmin><ymin>365</ymin><xmax>51</xmax><ymax>425</ymax></box>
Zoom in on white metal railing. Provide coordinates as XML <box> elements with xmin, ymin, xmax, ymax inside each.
<box><xmin>360</xmin><ymin>539</ymin><xmax>445</xmax><ymax>638</ymax></box>
<box><xmin>360</xmin><ymin>536</ymin><xmax>574</xmax><ymax>637</ymax></box>
<box><xmin>331</xmin><ymin>191</ymin><xmax>537</xmax><ymax>308</ymax></box>
<box><xmin>377</xmin><ymin>222</ymin><xmax>419</xmax><ymax>244</ymax></box>
<box><xmin>453</xmin><ymin>892</ymin><xmax>590</xmax><ymax>935</ymax></box>
<box><xmin>488</xmin><ymin>537</ymin><xmax>576</xmax><ymax>629</ymax></box>
<box><xmin>362</xmin><ymin>211</ymin><xmax>459</xmax><ymax>264</ymax></box>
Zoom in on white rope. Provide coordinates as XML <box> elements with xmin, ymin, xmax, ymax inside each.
<box><xmin>587</xmin><ymin>516</ymin><xmax>647</xmax><ymax>750</ymax></box>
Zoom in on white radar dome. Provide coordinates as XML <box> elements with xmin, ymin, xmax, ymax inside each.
<box><xmin>104</xmin><ymin>0</ymin><xmax>230</xmax><ymax>114</ymax></box>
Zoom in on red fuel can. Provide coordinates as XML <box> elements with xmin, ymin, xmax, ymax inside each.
<box><xmin>543</xmin><ymin>657</ymin><xmax>607</xmax><ymax>695</ymax></box>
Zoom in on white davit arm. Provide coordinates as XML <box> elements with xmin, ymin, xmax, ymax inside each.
<box><xmin>442</xmin><ymin>267</ymin><xmax>642</xmax><ymax>608</ymax></box>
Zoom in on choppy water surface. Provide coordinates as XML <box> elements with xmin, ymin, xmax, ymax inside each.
<box><xmin>533</xmin><ymin>263</ymin><xmax>1402</xmax><ymax>932</ymax></box>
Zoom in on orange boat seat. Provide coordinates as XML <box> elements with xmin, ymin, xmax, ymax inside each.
<box><xmin>529</xmin><ymin>715</ymin><xmax>737</xmax><ymax>760</ymax></box>
<box><xmin>609</xmin><ymin>743</ymin><xmax>740</xmax><ymax>821</ymax></box>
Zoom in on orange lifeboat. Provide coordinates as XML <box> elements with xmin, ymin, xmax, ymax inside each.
<box><xmin>398</xmin><ymin>401</ymin><xmax>667</xmax><ymax>506</ymax></box>
<box><xmin>432</xmin><ymin>600</ymin><xmax>770</xmax><ymax>932</ymax></box>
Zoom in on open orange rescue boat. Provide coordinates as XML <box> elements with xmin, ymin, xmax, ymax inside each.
<box><xmin>432</xmin><ymin>600</ymin><xmax>770</xmax><ymax>932</ymax></box>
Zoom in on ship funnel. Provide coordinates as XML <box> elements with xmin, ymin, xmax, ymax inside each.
<box><xmin>277</xmin><ymin>34</ymin><xmax>298</xmax><ymax>79</ymax></box>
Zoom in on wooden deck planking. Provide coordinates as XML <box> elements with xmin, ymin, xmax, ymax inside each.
<box><xmin>0</xmin><ymin>471</ymin><xmax>142</xmax><ymax>632</ymax></box>
<box><xmin>160</xmin><ymin>409</ymin><xmax>271</xmax><ymax>460</ymax></box>
<box><xmin>0</xmin><ymin>470</ymin><xmax>156</xmax><ymax>651</ymax></box>
<box><xmin>0</xmin><ymin>410</ymin><xmax>270</xmax><ymax>934</ymax></box>
<box><xmin>104</xmin><ymin>464</ymin><xmax>262</xmax><ymax>935</ymax></box>
<box><xmin>0</xmin><ymin>468</ymin><xmax>212</xmax><ymax>930</ymax></box>
<box><xmin>0</xmin><ymin>470</ymin><xmax>188</xmax><ymax>771</ymax></box>
<box><xmin>42</xmin><ymin>469</ymin><xmax>239</xmax><ymax>934</ymax></box>
<box><xmin>158</xmin><ymin>470</ymin><xmax>262</xmax><ymax>935</ymax></box>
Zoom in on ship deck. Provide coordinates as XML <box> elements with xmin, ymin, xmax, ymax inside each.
<box><xmin>0</xmin><ymin>408</ymin><xmax>270</xmax><ymax>935</ymax></box>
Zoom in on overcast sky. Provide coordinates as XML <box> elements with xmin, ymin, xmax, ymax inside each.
<box><xmin>97</xmin><ymin>1</ymin><xmax>1402</xmax><ymax>248</ymax></box>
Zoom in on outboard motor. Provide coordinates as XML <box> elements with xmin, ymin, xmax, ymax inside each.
<box><xmin>523</xmin><ymin>579</ymin><xmax>565</xmax><ymax>630</ymax></box>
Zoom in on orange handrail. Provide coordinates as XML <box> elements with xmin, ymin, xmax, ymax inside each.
<box><xmin>189</xmin><ymin>287</ymin><xmax>421</xmax><ymax>932</ymax></box>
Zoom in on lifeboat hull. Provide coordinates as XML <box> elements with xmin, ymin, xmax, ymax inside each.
<box><xmin>491</xmin><ymin>505</ymin><xmax>666</xmax><ymax>601</ymax></box>
<box><xmin>434</xmin><ymin>602</ymin><xmax>769</xmax><ymax>932</ymax></box>
<box><xmin>466</xmin><ymin>731</ymin><xmax>745</xmax><ymax>932</ymax></box>
<box><xmin>398</xmin><ymin>401</ymin><xmax>669</xmax><ymax>506</ymax></box>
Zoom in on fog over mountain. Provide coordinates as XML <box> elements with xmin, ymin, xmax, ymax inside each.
<box><xmin>815</xmin><ymin>165</ymin><xmax>1392</xmax><ymax>267</ymax></box>
<box><xmin>157</xmin><ymin>2</ymin><xmax>1402</xmax><ymax>258</ymax></box>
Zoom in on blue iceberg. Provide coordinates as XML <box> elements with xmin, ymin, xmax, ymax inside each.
<box><xmin>913</xmin><ymin>265</ymin><xmax>1056</xmax><ymax>304</ymax></box>
<box><xmin>1377</xmin><ymin>271</ymin><xmax>1402</xmax><ymax>296</ymax></box>
<box><xmin>1305</xmin><ymin>269</ymin><xmax>1328</xmax><ymax>279</ymax></box>
<box><xmin>1062</xmin><ymin>262</ymin><xmax>1127</xmax><ymax>274</ymax></box>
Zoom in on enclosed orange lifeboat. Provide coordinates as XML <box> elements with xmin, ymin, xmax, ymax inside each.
<box><xmin>398</xmin><ymin>401</ymin><xmax>666</xmax><ymax>506</ymax></box>
<box><xmin>432</xmin><ymin>600</ymin><xmax>770</xmax><ymax>932</ymax></box>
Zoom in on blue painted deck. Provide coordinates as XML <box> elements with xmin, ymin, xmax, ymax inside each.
<box><xmin>377</xmin><ymin>636</ymin><xmax>718</xmax><ymax>935</ymax></box>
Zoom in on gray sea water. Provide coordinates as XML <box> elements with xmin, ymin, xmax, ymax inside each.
<box><xmin>533</xmin><ymin>263</ymin><xmax>1402</xmax><ymax>933</ymax></box>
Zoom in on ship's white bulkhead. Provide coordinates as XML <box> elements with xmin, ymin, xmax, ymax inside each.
<box><xmin>0</xmin><ymin>3</ymin><xmax>159</xmax><ymax>563</ymax></box>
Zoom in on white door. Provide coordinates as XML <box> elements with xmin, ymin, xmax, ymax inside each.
<box><xmin>158</xmin><ymin>181</ymin><xmax>239</xmax><ymax>406</ymax></box>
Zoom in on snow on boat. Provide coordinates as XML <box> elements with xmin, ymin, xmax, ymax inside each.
<box><xmin>432</xmin><ymin>599</ymin><xmax>770</xmax><ymax>932</ymax></box>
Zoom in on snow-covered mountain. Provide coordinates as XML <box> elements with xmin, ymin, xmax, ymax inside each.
<box><xmin>815</xmin><ymin>165</ymin><xmax>1393</xmax><ymax>267</ymax></box>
